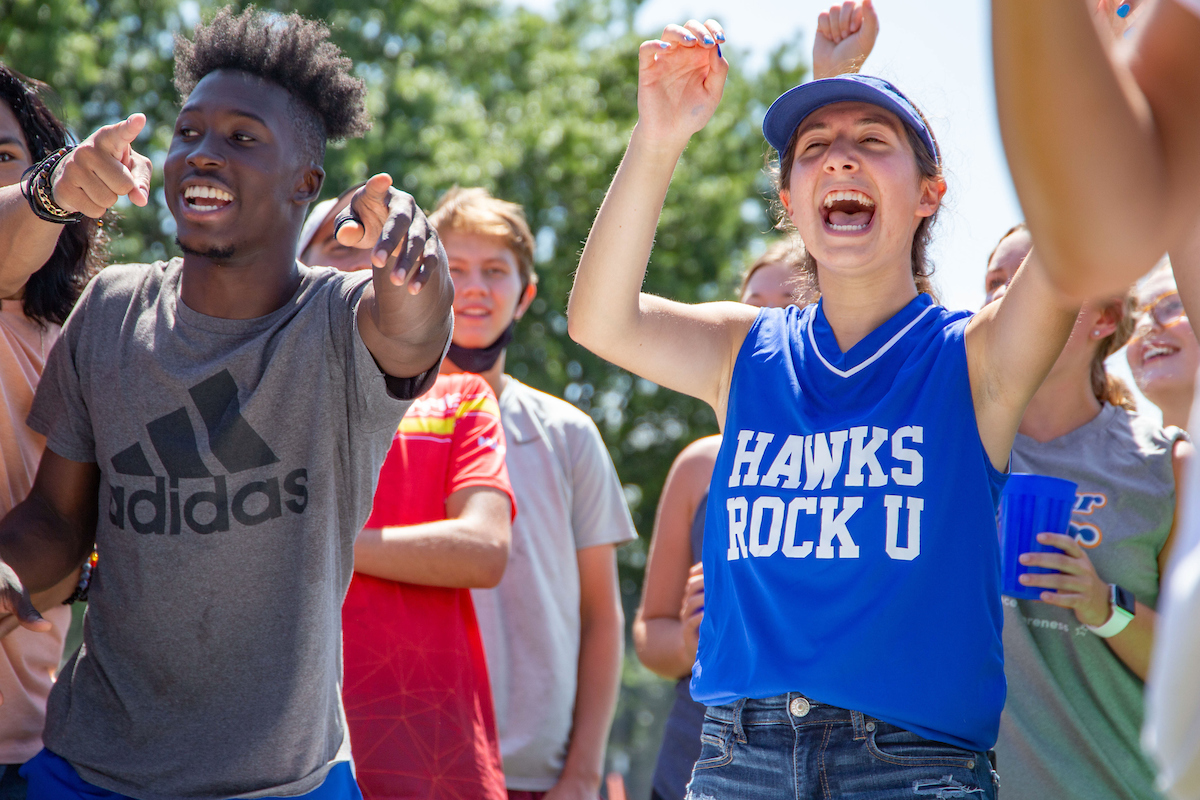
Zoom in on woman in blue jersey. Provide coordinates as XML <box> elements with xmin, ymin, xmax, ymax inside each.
<box><xmin>567</xmin><ymin>10</ymin><xmax>1089</xmax><ymax>799</ymax></box>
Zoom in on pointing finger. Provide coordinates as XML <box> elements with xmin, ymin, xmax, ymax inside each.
<box><xmin>93</xmin><ymin>113</ymin><xmax>147</xmax><ymax>160</ymax></box>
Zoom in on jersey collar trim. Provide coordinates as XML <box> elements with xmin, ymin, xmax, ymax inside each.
<box><xmin>806</xmin><ymin>300</ymin><xmax>937</xmax><ymax>379</ymax></box>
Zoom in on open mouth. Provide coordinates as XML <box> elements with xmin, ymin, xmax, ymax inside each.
<box><xmin>821</xmin><ymin>189</ymin><xmax>876</xmax><ymax>233</ymax></box>
<box><xmin>182</xmin><ymin>185</ymin><xmax>235</xmax><ymax>213</ymax></box>
<box><xmin>1142</xmin><ymin>343</ymin><xmax>1179</xmax><ymax>363</ymax></box>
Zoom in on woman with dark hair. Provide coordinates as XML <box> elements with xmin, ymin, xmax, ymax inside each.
<box><xmin>0</xmin><ymin>61</ymin><xmax>107</xmax><ymax>796</ymax></box>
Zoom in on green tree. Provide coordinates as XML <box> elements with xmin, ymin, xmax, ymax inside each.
<box><xmin>3</xmin><ymin>0</ymin><xmax>806</xmax><ymax>793</ymax></box>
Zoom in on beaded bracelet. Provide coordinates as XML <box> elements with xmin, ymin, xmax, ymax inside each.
<box><xmin>63</xmin><ymin>548</ymin><xmax>98</xmax><ymax>605</ymax></box>
<box><xmin>21</xmin><ymin>146</ymin><xmax>84</xmax><ymax>224</ymax></box>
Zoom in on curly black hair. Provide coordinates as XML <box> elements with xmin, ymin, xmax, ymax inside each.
<box><xmin>173</xmin><ymin>6</ymin><xmax>370</xmax><ymax>165</ymax></box>
<box><xmin>0</xmin><ymin>62</ymin><xmax>108</xmax><ymax>327</ymax></box>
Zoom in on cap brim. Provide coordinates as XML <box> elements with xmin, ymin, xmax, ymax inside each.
<box><xmin>762</xmin><ymin>75</ymin><xmax>937</xmax><ymax>164</ymax></box>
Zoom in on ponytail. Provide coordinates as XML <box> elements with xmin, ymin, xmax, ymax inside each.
<box><xmin>1090</xmin><ymin>293</ymin><xmax>1137</xmax><ymax>411</ymax></box>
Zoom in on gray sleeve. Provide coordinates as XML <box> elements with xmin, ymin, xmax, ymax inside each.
<box><xmin>567</xmin><ymin>415</ymin><xmax>639</xmax><ymax>551</ymax></box>
<box><xmin>328</xmin><ymin>272</ymin><xmax>450</xmax><ymax>433</ymax></box>
<box><xmin>26</xmin><ymin>282</ymin><xmax>96</xmax><ymax>463</ymax></box>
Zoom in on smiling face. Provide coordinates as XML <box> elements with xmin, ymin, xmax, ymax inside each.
<box><xmin>780</xmin><ymin>102</ymin><xmax>943</xmax><ymax>285</ymax></box>
<box><xmin>444</xmin><ymin>232</ymin><xmax>535</xmax><ymax>349</ymax></box>
<box><xmin>1127</xmin><ymin>269</ymin><xmax>1199</xmax><ymax>402</ymax></box>
<box><xmin>164</xmin><ymin>69</ymin><xmax>323</xmax><ymax>263</ymax></box>
<box><xmin>0</xmin><ymin>100</ymin><xmax>33</xmax><ymax>189</ymax></box>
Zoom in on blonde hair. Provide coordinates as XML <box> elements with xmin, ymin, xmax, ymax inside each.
<box><xmin>428</xmin><ymin>187</ymin><xmax>538</xmax><ymax>291</ymax></box>
<box><xmin>1093</xmin><ymin>292</ymin><xmax>1138</xmax><ymax>411</ymax></box>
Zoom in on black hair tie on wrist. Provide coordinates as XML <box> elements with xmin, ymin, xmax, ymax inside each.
<box><xmin>21</xmin><ymin>146</ymin><xmax>84</xmax><ymax>224</ymax></box>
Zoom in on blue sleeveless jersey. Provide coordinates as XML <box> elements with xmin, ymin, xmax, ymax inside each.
<box><xmin>691</xmin><ymin>294</ymin><xmax>1007</xmax><ymax>751</ymax></box>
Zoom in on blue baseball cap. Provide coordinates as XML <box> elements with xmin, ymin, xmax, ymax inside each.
<box><xmin>762</xmin><ymin>74</ymin><xmax>939</xmax><ymax>165</ymax></box>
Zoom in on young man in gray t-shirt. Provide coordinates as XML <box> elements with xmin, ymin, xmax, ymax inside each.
<box><xmin>0</xmin><ymin>9</ymin><xmax>452</xmax><ymax>799</ymax></box>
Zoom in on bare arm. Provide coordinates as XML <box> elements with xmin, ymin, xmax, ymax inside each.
<box><xmin>0</xmin><ymin>184</ymin><xmax>65</xmax><ymax>298</ymax></box>
<box><xmin>1168</xmin><ymin>220</ymin><xmax>1200</xmax><ymax>335</ymax></box>
<box><xmin>548</xmin><ymin>543</ymin><xmax>624</xmax><ymax>800</ymax></box>
<box><xmin>340</xmin><ymin>174</ymin><xmax>455</xmax><ymax>381</ymax></box>
<box><xmin>634</xmin><ymin>437</ymin><xmax>717</xmax><ymax>679</ymax></box>
<box><xmin>991</xmin><ymin>0</ymin><xmax>1200</xmax><ymax>300</ymax></box>
<box><xmin>567</xmin><ymin>20</ymin><xmax>757</xmax><ymax>422</ymax></box>
<box><xmin>965</xmin><ymin>250</ymin><xmax>1080</xmax><ymax>470</ymax></box>
<box><xmin>0</xmin><ymin>451</ymin><xmax>100</xmax><ymax>632</ymax></box>
<box><xmin>352</xmin><ymin>485</ymin><xmax>511</xmax><ymax>589</ymax></box>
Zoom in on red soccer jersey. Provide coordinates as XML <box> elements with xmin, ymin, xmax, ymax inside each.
<box><xmin>342</xmin><ymin>372</ymin><xmax>514</xmax><ymax>800</ymax></box>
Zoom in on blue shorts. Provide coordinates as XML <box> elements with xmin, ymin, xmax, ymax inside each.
<box><xmin>685</xmin><ymin>694</ymin><xmax>999</xmax><ymax>800</ymax></box>
<box><xmin>19</xmin><ymin>750</ymin><xmax>362</xmax><ymax>800</ymax></box>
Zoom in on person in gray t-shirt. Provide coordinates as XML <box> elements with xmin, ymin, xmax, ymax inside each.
<box><xmin>0</xmin><ymin>8</ymin><xmax>452</xmax><ymax>800</ymax></box>
<box><xmin>983</xmin><ymin>226</ymin><xmax>1192</xmax><ymax>800</ymax></box>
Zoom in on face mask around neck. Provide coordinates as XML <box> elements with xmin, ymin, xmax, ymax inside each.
<box><xmin>447</xmin><ymin>321</ymin><xmax>516</xmax><ymax>373</ymax></box>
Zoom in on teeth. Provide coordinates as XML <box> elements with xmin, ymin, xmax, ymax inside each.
<box><xmin>823</xmin><ymin>190</ymin><xmax>875</xmax><ymax>208</ymax></box>
<box><xmin>1144</xmin><ymin>346</ymin><xmax>1175</xmax><ymax>359</ymax></box>
<box><xmin>183</xmin><ymin>186</ymin><xmax>234</xmax><ymax>202</ymax></box>
<box><xmin>829</xmin><ymin>223</ymin><xmax>869</xmax><ymax>231</ymax></box>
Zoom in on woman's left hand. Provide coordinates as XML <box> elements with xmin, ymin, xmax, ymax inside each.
<box><xmin>1018</xmin><ymin>532</ymin><xmax>1112</xmax><ymax>626</ymax></box>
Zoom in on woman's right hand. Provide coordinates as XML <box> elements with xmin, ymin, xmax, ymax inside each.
<box><xmin>636</xmin><ymin>20</ymin><xmax>729</xmax><ymax>150</ymax></box>
<box><xmin>680</xmin><ymin>562</ymin><xmax>705</xmax><ymax>663</ymax></box>
<box><xmin>813</xmin><ymin>0</ymin><xmax>879</xmax><ymax>79</ymax></box>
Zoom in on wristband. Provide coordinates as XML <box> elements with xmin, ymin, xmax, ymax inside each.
<box><xmin>63</xmin><ymin>548</ymin><xmax>98</xmax><ymax>605</ymax></box>
<box><xmin>1086</xmin><ymin>583</ymin><xmax>1135</xmax><ymax>638</ymax></box>
<box><xmin>21</xmin><ymin>146</ymin><xmax>84</xmax><ymax>224</ymax></box>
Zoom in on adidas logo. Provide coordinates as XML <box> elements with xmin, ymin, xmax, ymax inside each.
<box><xmin>109</xmin><ymin>369</ymin><xmax>308</xmax><ymax>535</ymax></box>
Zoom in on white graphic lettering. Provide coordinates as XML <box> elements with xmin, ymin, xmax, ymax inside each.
<box><xmin>884</xmin><ymin>495</ymin><xmax>924</xmax><ymax>561</ymax></box>
<box><xmin>890</xmin><ymin>426</ymin><xmax>924</xmax><ymax>486</ymax></box>
<box><xmin>804</xmin><ymin>430</ymin><xmax>849</xmax><ymax>490</ymax></box>
<box><xmin>749</xmin><ymin>496</ymin><xmax>785</xmax><ymax>557</ymax></box>
<box><xmin>815</xmin><ymin>496</ymin><xmax>862</xmax><ymax>558</ymax></box>
<box><xmin>726</xmin><ymin>497</ymin><xmax>749</xmax><ymax>560</ymax></box>
<box><xmin>728</xmin><ymin>430</ymin><xmax>775</xmax><ymax>488</ymax></box>
<box><xmin>845</xmin><ymin>426</ymin><xmax>889</xmax><ymax>487</ymax></box>
<box><xmin>761</xmin><ymin>435</ymin><xmax>806</xmax><ymax>489</ymax></box>
<box><xmin>782</xmin><ymin>497</ymin><xmax>818</xmax><ymax>558</ymax></box>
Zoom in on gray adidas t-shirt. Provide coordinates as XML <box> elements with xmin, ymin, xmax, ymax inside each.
<box><xmin>997</xmin><ymin>404</ymin><xmax>1185</xmax><ymax>800</ymax></box>
<box><xmin>27</xmin><ymin>259</ymin><xmax>437</xmax><ymax>800</ymax></box>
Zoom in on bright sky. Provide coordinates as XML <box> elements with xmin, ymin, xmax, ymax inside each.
<box><xmin>509</xmin><ymin>0</ymin><xmax>1158</xmax><ymax>418</ymax></box>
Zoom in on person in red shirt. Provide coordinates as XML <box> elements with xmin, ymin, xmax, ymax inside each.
<box><xmin>303</xmin><ymin>198</ymin><xmax>515</xmax><ymax>800</ymax></box>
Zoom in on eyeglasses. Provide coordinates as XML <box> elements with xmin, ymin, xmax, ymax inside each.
<box><xmin>1132</xmin><ymin>291</ymin><xmax>1187</xmax><ymax>339</ymax></box>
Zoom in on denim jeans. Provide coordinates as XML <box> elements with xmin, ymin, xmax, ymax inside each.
<box><xmin>685</xmin><ymin>694</ymin><xmax>999</xmax><ymax>800</ymax></box>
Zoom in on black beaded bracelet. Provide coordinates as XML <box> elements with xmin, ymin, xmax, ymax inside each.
<box><xmin>21</xmin><ymin>146</ymin><xmax>84</xmax><ymax>224</ymax></box>
<box><xmin>63</xmin><ymin>548</ymin><xmax>98</xmax><ymax>605</ymax></box>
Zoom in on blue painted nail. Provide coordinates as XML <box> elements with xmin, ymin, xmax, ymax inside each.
<box><xmin>717</xmin><ymin>45</ymin><xmax>723</xmax><ymax>58</ymax></box>
<box><xmin>659</xmin><ymin>41</ymin><xmax>670</xmax><ymax>48</ymax></box>
<box><xmin>716</xmin><ymin>32</ymin><xmax>725</xmax><ymax>42</ymax></box>
<box><xmin>683</xmin><ymin>33</ymin><xmax>696</xmax><ymax>42</ymax></box>
<box><xmin>1117</xmin><ymin>3</ymin><xmax>1131</xmax><ymax>17</ymax></box>
<box><xmin>703</xmin><ymin>35</ymin><xmax>714</xmax><ymax>45</ymax></box>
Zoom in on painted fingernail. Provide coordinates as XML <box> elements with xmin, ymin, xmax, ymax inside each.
<box><xmin>659</xmin><ymin>41</ymin><xmax>670</xmax><ymax>49</ymax></box>
<box><xmin>683</xmin><ymin>33</ymin><xmax>697</xmax><ymax>42</ymax></box>
<box><xmin>716</xmin><ymin>32</ymin><xmax>726</xmax><ymax>42</ymax></box>
<box><xmin>1117</xmin><ymin>3</ymin><xmax>1131</xmax><ymax>17</ymax></box>
<box><xmin>717</xmin><ymin>45</ymin><xmax>722</xmax><ymax>58</ymax></box>
<box><xmin>703</xmin><ymin>35</ymin><xmax>714</xmax><ymax>45</ymax></box>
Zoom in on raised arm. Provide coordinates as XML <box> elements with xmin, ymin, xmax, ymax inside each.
<box><xmin>0</xmin><ymin>451</ymin><xmax>100</xmax><ymax>632</ymax></box>
<box><xmin>337</xmin><ymin>174</ymin><xmax>454</xmax><ymax>380</ymax></box>
<box><xmin>567</xmin><ymin>20</ymin><xmax>757</xmax><ymax>420</ymax></box>
<box><xmin>813</xmin><ymin>0</ymin><xmax>879</xmax><ymax>80</ymax></box>
<box><xmin>965</xmin><ymin>249</ymin><xmax>1080</xmax><ymax>470</ymax></box>
<box><xmin>352</xmin><ymin>486</ymin><xmax>511</xmax><ymax>588</ymax></box>
<box><xmin>991</xmin><ymin>0</ymin><xmax>1200</xmax><ymax>301</ymax></box>
<box><xmin>0</xmin><ymin>114</ymin><xmax>151</xmax><ymax>298</ymax></box>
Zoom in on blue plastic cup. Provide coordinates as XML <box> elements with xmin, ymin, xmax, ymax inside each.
<box><xmin>999</xmin><ymin>473</ymin><xmax>1078</xmax><ymax>600</ymax></box>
